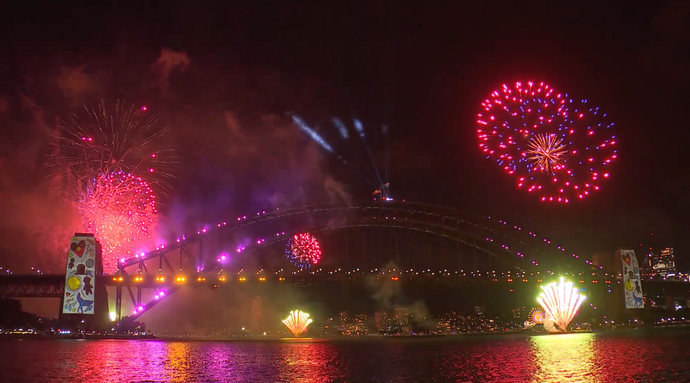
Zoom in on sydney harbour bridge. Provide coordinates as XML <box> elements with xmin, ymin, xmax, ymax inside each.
<box><xmin>0</xmin><ymin>200</ymin><xmax>687</xmax><ymax>327</ymax></box>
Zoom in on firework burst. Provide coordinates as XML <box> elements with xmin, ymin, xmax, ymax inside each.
<box><xmin>78</xmin><ymin>171</ymin><xmax>157</xmax><ymax>272</ymax></box>
<box><xmin>285</xmin><ymin>233</ymin><xmax>322</xmax><ymax>269</ymax></box>
<box><xmin>529</xmin><ymin>307</ymin><xmax>545</xmax><ymax>324</ymax></box>
<box><xmin>49</xmin><ymin>99</ymin><xmax>176</xmax><ymax>197</ymax></box>
<box><xmin>48</xmin><ymin>101</ymin><xmax>174</xmax><ymax>269</ymax></box>
<box><xmin>477</xmin><ymin>81</ymin><xmax>617</xmax><ymax>203</ymax></box>
<box><xmin>282</xmin><ymin>310</ymin><xmax>313</xmax><ymax>337</ymax></box>
<box><xmin>526</xmin><ymin>134</ymin><xmax>567</xmax><ymax>174</ymax></box>
<box><xmin>537</xmin><ymin>278</ymin><xmax>587</xmax><ymax>332</ymax></box>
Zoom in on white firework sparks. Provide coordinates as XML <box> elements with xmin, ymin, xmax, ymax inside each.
<box><xmin>537</xmin><ymin>277</ymin><xmax>587</xmax><ymax>332</ymax></box>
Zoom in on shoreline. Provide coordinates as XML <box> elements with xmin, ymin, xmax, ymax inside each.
<box><xmin>5</xmin><ymin>325</ymin><xmax>690</xmax><ymax>341</ymax></box>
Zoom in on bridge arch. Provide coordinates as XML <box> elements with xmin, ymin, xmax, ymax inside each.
<box><xmin>120</xmin><ymin>201</ymin><xmax>601</xmax><ymax>275</ymax></box>
<box><xmin>118</xmin><ymin>201</ymin><xmax>602</xmax><ymax>272</ymax></box>
<box><xmin>113</xmin><ymin>201</ymin><xmax>604</xmax><ymax>321</ymax></box>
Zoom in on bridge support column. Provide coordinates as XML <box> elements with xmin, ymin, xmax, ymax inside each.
<box><xmin>115</xmin><ymin>284</ymin><xmax>122</xmax><ymax>322</ymax></box>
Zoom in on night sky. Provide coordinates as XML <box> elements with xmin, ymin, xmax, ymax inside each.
<box><xmin>1</xmin><ymin>1</ymin><xmax>689</xmax><ymax>272</ymax></box>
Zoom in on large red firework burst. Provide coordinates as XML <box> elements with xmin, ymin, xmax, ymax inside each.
<box><xmin>285</xmin><ymin>233</ymin><xmax>322</xmax><ymax>268</ymax></box>
<box><xmin>78</xmin><ymin>171</ymin><xmax>157</xmax><ymax>272</ymax></box>
<box><xmin>476</xmin><ymin>81</ymin><xmax>617</xmax><ymax>203</ymax></box>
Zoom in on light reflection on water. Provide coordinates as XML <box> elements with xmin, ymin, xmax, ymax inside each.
<box><xmin>531</xmin><ymin>333</ymin><xmax>598</xmax><ymax>382</ymax></box>
<box><xmin>2</xmin><ymin>330</ymin><xmax>690</xmax><ymax>382</ymax></box>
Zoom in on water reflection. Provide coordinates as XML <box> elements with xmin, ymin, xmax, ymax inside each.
<box><xmin>3</xmin><ymin>331</ymin><xmax>690</xmax><ymax>382</ymax></box>
<box><xmin>438</xmin><ymin>339</ymin><xmax>535</xmax><ymax>382</ymax></box>
<box><xmin>164</xmin><ymin>342</ymin><xmax>194</xmax><ymax>382</ymax></box>
<box><xmin>277</xmin><ymin>339</ymin><xmax>345</xmax><ymax>383</ymax></box>
<box><xmin>592</xmin><ymin>332</ymin><xmax>675</xmax><ymax>381</ymax></box>
<box><xmin>530</xmin><ymin>333</ymin><xmax>599</xmax><ymax>382</ymax></box>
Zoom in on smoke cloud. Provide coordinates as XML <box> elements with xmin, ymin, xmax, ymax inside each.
<box><xmin>0</xmin><ymin>97</ymin><xmax>79</xmax><ymax>273</ymax></box>
<box><xmin>368</xmin><ymin>261</ymin><xmax>434</xmax><ymax>328</ymax></box>
<box><xmin>56</xmin><ymin>66</ymin><xmax>100</xmax><ymax>105</ymax></box>
<box><xmin>151</xmin><ymin>48</ymin><xmax>191</xmax><ymax>93</ymax></box>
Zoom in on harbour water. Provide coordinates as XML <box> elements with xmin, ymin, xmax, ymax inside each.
<box><xmin>2</xmin><ymin>329</ymin><xmax>689</xmax><ymax>382</ymax></box>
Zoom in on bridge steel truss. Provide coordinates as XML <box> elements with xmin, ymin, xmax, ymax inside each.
<box><xmin>0</xmin><ymin>274</ymin><xmax>64</xmax><ymax>298</ymax></box>
<box><xmin>114</xmin><ymin>201</ymin><xmax>604</xmax><ymax>322</ymax></box>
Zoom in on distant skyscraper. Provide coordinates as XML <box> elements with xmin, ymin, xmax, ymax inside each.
<box><xmin>394</xmin><ymin>307</ymin><xmax>410</xmax><ymax>326</ymax></box>
<box><xmin>473</xmin><ymin>305</ymin><xmax>486</xmax><ymax>319</ymax></box>
<box><xmin>652</xmin><ymin>248</ymin><xmax>677</xmax><ymax>277</ymax></box>
<box><xmin>251</xmin><ymin>296</ymin><xmax>265</xmax><ymax>334</ymax></box>
<box><xmin>642</xmin><ymin>248</ymin><xmax>657</xmax><ymax>278</ymax></box>
<box><xmin>374</xmin><ymin>311</ymin><xmax>387</xmax><ymax>332</ymax></box>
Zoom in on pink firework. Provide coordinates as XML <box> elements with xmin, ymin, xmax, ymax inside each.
<box><xmin>78</xmin><ymin>171</ymin><xmax>157</xmax><ymax>272</ymax></box>
<box><xmin>285</xmin><ymin>233</ymin><xmax>322</xmax><ymax>268</ymax></box>
<box><xmin>476</xmin><ymin>81</ymin><xmax>617</xmax><ymax>203</ymax></box>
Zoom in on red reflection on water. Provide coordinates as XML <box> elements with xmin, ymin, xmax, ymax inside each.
<box><xmin>71</xmin><ymin>340</ymin><xmax>175</xmax><ymax>382</ymax></box>
<box><xmin>277</xmin><ymin>339</ymin><xmax>345</xmax><ymax>383</ymax></box>
<box><xmin>439</xmin><ymin>338</ymin><xmax>536</xmax><ymax>382</ymax></box>
<box><xmin>592</xmin><ymin>334</ymin><xmax>671</xmax><ymax>381</ymax></box>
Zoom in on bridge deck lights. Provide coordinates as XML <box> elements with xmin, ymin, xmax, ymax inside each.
<box><xmin>259</xmin><ymin>277</ymin><xmax>266</xmax><ymax>282</ymax></box>
<box><xmin>175</xmin><ymin>276</ymin><xmax>186</xmax><ymax>283</ymax></box>
<box><xmin>134</xmin><ymin>276</ymin><xmax>143</xmax><ymax>282</ymax></box>
<box><xmin>155</xmin><ymin>276</ymin><xmax>165</xmax><ymax>282</ymax></box>
<box><xmin>218</xmin><ymin>276</ymin><xmax>226</xmax><ymax>282</ymax></box>
<box><xmin>279</xmin><ymin>277</ymin><xmax>286</xmax><ymax>281</ymax></box>
<box><xmin>239</xmin><ymin>277</ymin><xmax>247</xmax><ymax>282</ymax></box>
<box><xmin>197</xmin><ymin>277</ymin><xmax>206</xmax><ymax>282</ymax></box>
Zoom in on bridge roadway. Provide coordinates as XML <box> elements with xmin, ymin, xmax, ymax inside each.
<box><xmin>3</xmin><ymin>272</ymin><xmax>690</xmax><ymax>299</ymax></box>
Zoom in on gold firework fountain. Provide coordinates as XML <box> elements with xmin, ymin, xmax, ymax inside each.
<box><xmin>282</xmin><ymin>310</ymin><xmax>313</xmax><ymax>337</ymax></box>
<box><xmin>537</xmin><ymin>278</ymin><xmax>587</xmax><ymax>333</ymax></box>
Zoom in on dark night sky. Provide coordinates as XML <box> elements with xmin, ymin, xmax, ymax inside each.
<box><xmin>1</xmin><ymin>1</ymin><xmax>689</xmax><ymax>272</ymax></box>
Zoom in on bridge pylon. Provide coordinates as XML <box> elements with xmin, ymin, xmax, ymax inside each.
<box><xmin>59</xmin><ymin>234</ymin><xmax>110</xmax><ymax>330</ymax></box>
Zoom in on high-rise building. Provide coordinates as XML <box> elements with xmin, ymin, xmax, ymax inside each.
<box><xmin>250</xmin><ymin>296</ymin><xmax>265</xmax><ymax>334</ymax></box>
<box><xmin>394</xmin><ymin>307</ymin><xmax>410</xmax><ymax>326</ymax></box>
<box><xmin>641</xmin><ymin>248</ymin><xmax>656</xmax><ymax>278</ymax></box>
<box><xmin>473</xmin><ymin>305</ymin><xmax>486</xmax><ymax>319</ymax></box>
<box><xmin>374</xmin><ymin>311</ymin><xmax>388</xmax><ymax>332</ymax></box>
<box><xmin>651</xmin><ymin>247</ymin><xmax>677</xmax><ymax>277</ymax></box>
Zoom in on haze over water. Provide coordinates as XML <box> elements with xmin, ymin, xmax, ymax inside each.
<box><xmin>2</xmin><ymin>329</ymin><xmax>689</xmax><ymax>382</ymax></box>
